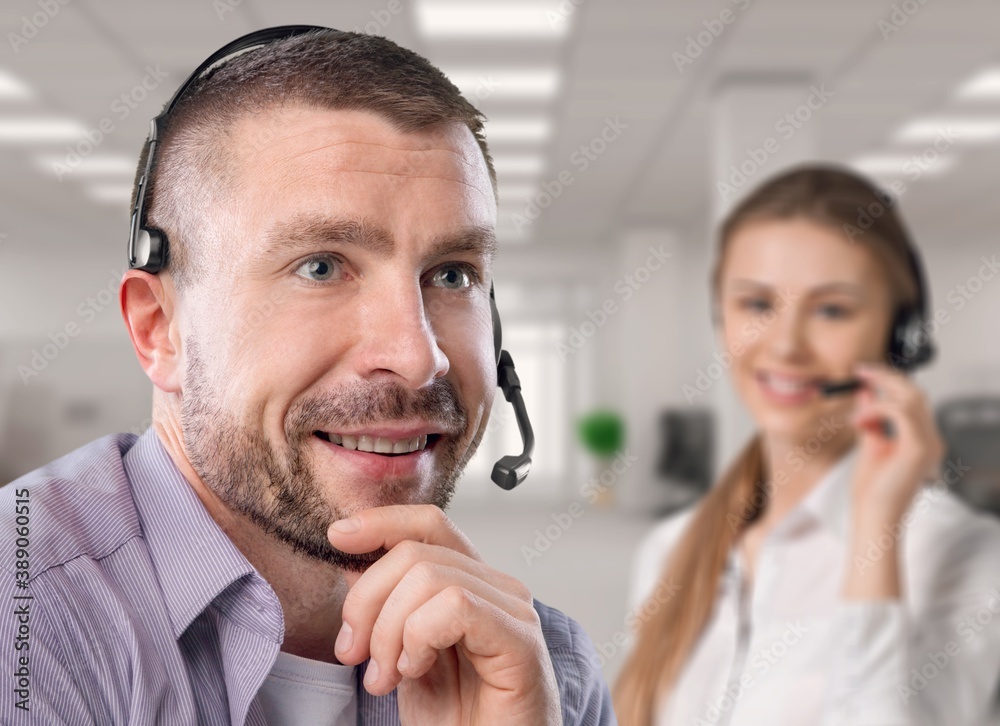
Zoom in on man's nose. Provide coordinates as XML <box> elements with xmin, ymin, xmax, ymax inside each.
<box><xmin>352</xmin><ymin>280</ymin><xmax>450</xmax><ymax>388</ymax></box>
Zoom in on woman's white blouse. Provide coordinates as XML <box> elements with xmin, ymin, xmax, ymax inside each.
<box><xmin>628</xmin><ymin>448</ymin><xmax>1000</xmax><ymax>726</ymax></box>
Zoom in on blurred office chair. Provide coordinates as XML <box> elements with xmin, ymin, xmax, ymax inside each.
<box><xmin>936</xmin><ymin>396</ymin><xmax>1000</xmax><ymax>518</ymax></box>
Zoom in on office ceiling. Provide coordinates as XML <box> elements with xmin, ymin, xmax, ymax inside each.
<box><xmin>1</xmin><ymin>0</ymin><xmax>998</xmax><ymax>275</ymax></box>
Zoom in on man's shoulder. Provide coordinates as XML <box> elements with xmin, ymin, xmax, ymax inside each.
<box><xmin>3</xmin><ymin>432</ymin><xmax>139</xmax><ymax>495</ymax></box>
<box><xmin>1</xmin><ymin>433</ymin><xmax>143</xmax><ymax>580</ymax></box>
<box><xmin>532</xmin><ymin>597</ymin><xmax>594</xmax><ymax>654</ymax></box>
<box><xmin>531</xmin><ymin>599</ymin><xmax>617</xmax><ymax>725</ymax></box>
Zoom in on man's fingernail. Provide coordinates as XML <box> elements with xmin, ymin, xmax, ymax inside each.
<box><xmin>364</xmin><ymin>659</ymin><xmax>380</xmax><ymax>687</ymax></box>
<box><xmin>335</xmin><ymin>621</ymin><xmax>353</xmax><ymax>653</ymax></box>
<box><xmin>397</xmin><ymin>651</ymin><xmax>409</xmax><ymax>673</ymax></box>
<box><xmin>331</xmin><ymin>517</ymin><xmax>361</xmax><ymax>534</ymax></box>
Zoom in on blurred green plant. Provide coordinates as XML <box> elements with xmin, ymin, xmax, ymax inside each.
<box><xmin>576</xmin><ymin>410</ymin><xmax>624</xmax><ymax>458</ymax></box>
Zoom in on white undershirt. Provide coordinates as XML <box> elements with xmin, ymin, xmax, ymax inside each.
<box><xmin>257</xmin><ymin>649</ymin><xmax>357</xmax><ymax>726</ymax></box>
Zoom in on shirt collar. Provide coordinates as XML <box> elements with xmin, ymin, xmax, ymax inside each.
<box><xmin>725</xmin><ymin>445</ymin><xmax>859</xmax><ymax>584</ymax></box>
<box><xmin>784</xmin><ymin>444</ymin><xmax>859</xmax><ymax>541</ymax></box>
<box><xmin>123</xmin><ymin>427</ymin><xmax>270</xmax><ymax>639</ymax></box>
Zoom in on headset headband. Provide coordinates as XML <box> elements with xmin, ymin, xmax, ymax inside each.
<box><xmin>128</xmin><ymin>25</ymin><xmax>334</xmax><ymax>271</ymax></box>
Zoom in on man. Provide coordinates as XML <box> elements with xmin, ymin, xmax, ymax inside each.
<box><xmin>0</xmin><ymin>28</ymin><xmax>614</xmax><ymax>725</ymax></box>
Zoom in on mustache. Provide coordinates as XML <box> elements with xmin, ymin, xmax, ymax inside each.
<box><xmin>286</xmin><ymin>377</ymin><xmax>468</xmax><ymax>439</ymax></box>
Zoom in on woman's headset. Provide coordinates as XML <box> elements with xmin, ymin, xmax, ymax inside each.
<box><xmin>710</xmin><ymin>214</ymin><xmax>936</xmax><ymax>385</ymax></box>
<box><xmin>886</xmin><ymin>241</ymin><xmax>935</xmax><ymax>373</ymax></box>
<box><xmin>819</xmin><ymin>232</ymin><xmax>935</xmax><ymax>398</ymax></box>
<box><xmin>127</xmin><ymin>25</ymin><xmax>533</xmax><ymax>490</ymax></box>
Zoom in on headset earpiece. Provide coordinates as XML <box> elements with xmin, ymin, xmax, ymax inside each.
<box><xmin>888</xmin><ymin>306</ymin><xmax>935</xmax><ymax>372</ymax></box>
<box><xmin>886</xmin><ymin>242</ymin><xmax>936</xmax><ymax>373</ymax></box>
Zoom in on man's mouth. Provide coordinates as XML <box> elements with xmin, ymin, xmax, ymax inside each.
<box><xmin>313</xmin><ymin>431</ymin><xmax>441</xmax><ymax>457</ymax></box>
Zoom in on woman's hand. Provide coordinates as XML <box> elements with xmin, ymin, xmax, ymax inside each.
<box><xmin>842</xmin><ymin>362</ymin><xmax>946</xmax><ymax>600</ymax></box>
<box><xmin>848</xmin><ymin>361</ymin><xmax>945</xmax><ymax>524</ymax></box>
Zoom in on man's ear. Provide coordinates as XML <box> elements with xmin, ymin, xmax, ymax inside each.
<box><xmin>120</xmin><ymin>270</ymin><xmax>182</xmax><ymax>393</ymax></box>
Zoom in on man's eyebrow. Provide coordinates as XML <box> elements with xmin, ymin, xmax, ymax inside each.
<box><xmin>261</xmin><ymin>214</ymin><xmax>496</xmax><ymax>262</ymax></box>
<box><xmin>430</xmin><ymin>225</ymin><xmax>497</xmax><ymax>261</ymax></box>
<box><xmin>262</xmin><ymin>216</ymin><xmax>393</xmax><ymax>257</ymax></box>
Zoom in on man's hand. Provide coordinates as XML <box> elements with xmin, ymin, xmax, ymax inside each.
<box><xmin>327</xmin><ymin>505</ymin><xmax>562</xmax><ymax>726</ymax></box>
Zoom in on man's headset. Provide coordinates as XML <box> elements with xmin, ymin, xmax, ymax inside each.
<box><xmin>127</xmin><ymin>25</ymin><xmax>534</xmax><ymax>490</ymax></box>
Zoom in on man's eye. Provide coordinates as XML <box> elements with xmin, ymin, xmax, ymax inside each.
<box><xmin>429</xmin><ymin>264</ymin><xmax>476</xmax><ymax>290</ymax></box>
<box><xmin>295</xmin><ymin>256</ymin><xmax>343</xmax><ymax>282</ymax></box>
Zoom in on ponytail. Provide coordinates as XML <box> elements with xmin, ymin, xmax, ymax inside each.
<box><xmin>613</xmin><ymin>435</ymin><xmax>765</xmax><ymax>725</ymax></box>
<box><xmin>614</xmin><ymin>164</ymin><xmax>923</xmax><ymax>724</ymax></box>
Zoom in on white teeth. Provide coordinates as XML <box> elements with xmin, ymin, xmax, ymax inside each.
<box><xmin>763</xmin><ymin>373</ymin><xmax>810</xmax><ymax>394</ymax></box>
<box><xmin>322</xmin><ymin>432</ymin><xmax>432</xmax><ymax>454</ymax></box>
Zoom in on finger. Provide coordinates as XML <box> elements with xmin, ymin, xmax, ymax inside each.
<box><xmin>854</xmin><ymin>390</ymin><xmax>944</xmax><ymax>466</ymax></box>
<box><xmin>852</xmin><ymin>398</ymin><xmax>925</xmax><ymax>456</ymax></box>
<box><xmin>328</xmin><ymin>504</ymin><xmax>481</xmax><ymax>562</ymax></box>
<box><xmin>336</xmin><ymin>540</ymin><xmax>532</xmax><ymax>668</ymax></box>
<box><xmin>396</xmin><ymin>585</ymin><xmax>543</xmax><ymax>692</ymax></box>
<box><xmin>853</xmin><ymin>363</ymin><xmax>922</xmax><ymax>406</ymax></box>
<box><xmin>852</xmin><ymin>400</ymin><xmax>945</xmax><ymax>508</ymax></box>
<box><xmin>359</xmin><ymin>563</ymin><xmax>536</xmax><ymax>695</ymax></box>
<box><xmin>853</xmin><ymin>370</ymin><xmax>939</xmax><ymax>448</ymax></box>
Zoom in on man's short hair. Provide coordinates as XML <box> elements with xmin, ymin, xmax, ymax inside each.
<box><xmin>131</xmin><ymin>29</ymin><xmax>497</xmax><ymax>287</ymax></box>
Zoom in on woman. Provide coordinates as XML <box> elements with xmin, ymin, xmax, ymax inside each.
<box><xmin>614</xmin><ymin>165</ymin><xmax>1000</xmax><ymax>725</ymax></box>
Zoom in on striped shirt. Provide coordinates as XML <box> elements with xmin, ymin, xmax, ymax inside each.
<box><xmin>0</xmin><ymin>430</ymin><xmax>616</xmax><ymax>725</ymax></box>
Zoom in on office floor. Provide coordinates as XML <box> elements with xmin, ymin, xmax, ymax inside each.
<box><xmin>448</xmin><ymin>502</ymin><xmax>660</xmax><ymax>687</ymax></box>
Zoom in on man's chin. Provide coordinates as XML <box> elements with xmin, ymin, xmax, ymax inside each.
<box><xmin>311</xmin><ymin>472</ymin><xmax>438</xmax><ymax>515</ymax></box>
<box><xmin>277</xmin><ymin>529</ymin><xmax>386</xmax><ymax>572</ymax></box>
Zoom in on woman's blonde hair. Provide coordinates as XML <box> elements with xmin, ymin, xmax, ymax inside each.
<box><xmin>612</xmin><ymin>164</ymin><xmax>922</xmax><ymax>724</ymax></box>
